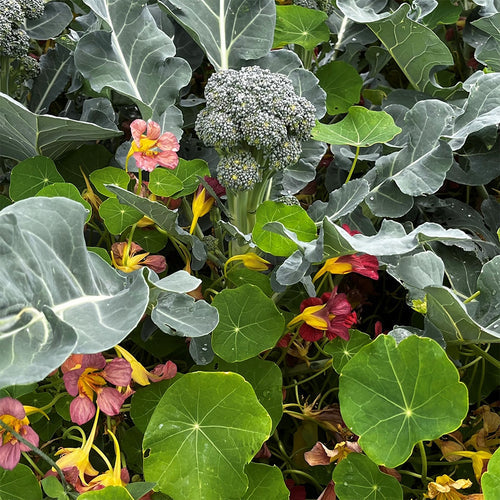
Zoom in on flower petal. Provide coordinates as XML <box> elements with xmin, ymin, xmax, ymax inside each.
<box><xmin>156</xmin><ymin>151</ymin><xmax>179</xmax><ymax>170</ymax></box>
<box><xmin>70</xmin><ymin>396</ymin><xmax>96</xmax><ymax>425</ymax></box>
<box><xmin>0</xmin><ymin>397</ymin><xmax>26</xmax><ymax>419</ymax></box>
<box><xmin>146</xmin><ymin>120</ymin><xmax>161</xmax><ymax>141</ymax></box>
<box><xmin>299</xmin><ymin>323</ymin><xmax>323</xmax><ymax>342</ymax></box>
<box><xmin>130</xmin><ymin>119</ymin><xmax>147</xmax><ymax>147</ymax></box>
<box><xmin>102</xmin><ymin>358</ymin><xmax>132</xmax><ymax>387</ymax></box>
<box><xmin>0</xmin><ymin>442</ymin><xmax>21</xmax><ymax>470</ymax></box>
<box><xmin>133</xmin><ymin>153</ymin><xmax>159</xmax><ymax>172</ymax></box>
<box><xmin>142</xmin><ymin>254</ymin><xmax>167</xmax><ymax>273</ymax></box>
<box><xmin>96</xmin><ymin>388</ymin><xmax>127</xmax><ymax>416</ymax></box>
<box><xmin>63</xmin><ymin>370</ymin><xmax>84</xmax><ymax>397</ymax></box>
<box><xmin>18</xmin><ymin>425</ymin><xmax>39</xmax><ymax>451</ymax></box>
<box><xmin>157</xmin><ymin>131</ymin><xmax>180</xmax><ymax>152</ymax></box>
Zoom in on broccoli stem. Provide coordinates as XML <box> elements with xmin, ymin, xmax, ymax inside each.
<box><xmin>0</xmin><ymin>56</ymin><xmax>11</xmax><ymax>94</ymax></box>
<box><xmin>295</xmin><ymin>46</ymin><xmax>314</xmax><ymax>70</ymax></box>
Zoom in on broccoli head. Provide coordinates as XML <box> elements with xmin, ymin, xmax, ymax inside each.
<box><xmin>294</xmin><ymin>0</ymin><xmax>334</xmax><ymax>15</ymax></box>
<box><xmin>195</xmin><ymin>66</ymin><xmax>316</xmax><ymax>192</ymax></box>
<box><xmin>0</xmin><ymin>0</ymin><xmax>44</xmax><ymax>58</ymax></box>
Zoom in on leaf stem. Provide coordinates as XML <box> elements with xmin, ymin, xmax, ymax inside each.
<box><xmin>467</xmin><ymin>343</ymin><xmax>500</xmax><ymax>369</ymax></box>
<box><xmin>282</xmin><ymin>469</ymin><xmax>324</xmax><ymax>492</ymax></box>
<box><xmin>418</xmin><ymin>441</ymin><xmax>428</xmax><ymax>486</ymax></box>
<box><xmin>463</xmin><ymin>290</ymin><xmax>480</xmax><ymax>303</ymax></box>
<box><xmin>283</xmin><ymin>359</ymin><xmax>332</xmax><ymax>388</ymax></box>
<box><xmin>344</xmin><ymin>145</ymin><xmax>360</xmax><ymax>184</ymax></box>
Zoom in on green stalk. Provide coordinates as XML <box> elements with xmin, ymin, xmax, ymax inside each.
<box><xmin>0</xmin><ymin>56</ymin><xmax>11</xmax><ymax>94</ymax></box>
<box><xmin>344</xmin><ymin>145</ymin><xmax>360</xmax><ymax>183</ymax></box>
<box><xmin>467</xmin><ymin>343</ymin><xmax>500</xmax><ymax>369</ymax></box>
<box><xmin>418</xmin><ymin>441</ymin><xmax>428</xmax><ymax>486</ymax></box>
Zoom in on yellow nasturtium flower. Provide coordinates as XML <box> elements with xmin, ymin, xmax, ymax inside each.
<box><xmin>224</xmin><ymin>253</ymin><xmax>271</xmax><ymax>275</ymax></box>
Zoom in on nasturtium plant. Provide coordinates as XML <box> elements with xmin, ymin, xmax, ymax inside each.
<box><xmin>339</xmin><ymin>335</ymin><xmax>469</xmax><ymax>467</ymax></box>
<box><xmin>1</xmin><ymin>0</ymin><xmax>499</xmax><ymax>497</ymax></box>
<box><xmin>143</xmin><ymin>372</ymin><xmax>272</xmax><ymax>500</ymax></box>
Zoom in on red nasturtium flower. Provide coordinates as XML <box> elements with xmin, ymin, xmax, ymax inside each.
<box><xmin>314</xmin><ymin>224</ymin><xmax>379</xmax><ymax>282</ymax></box>
<box><xmin>126</xmin><ymin>119</ymin><xmax>179</xmax><ymax>172</ymax></box>
<box><xmin>0</xmin><ymin>397</ymin><xmax>39</xmax><ymax>470</ymax></box>
<box><xmin>288</xmin><ymin>289</ymin><xmax>356</xmax><ymax>342</ymax></box>
<box><xmin>111</xmin><ymin>241</ymin><xmax>166</xmax><ymax>274</ymax></box>
<box><xmin>62</xmin><ymin>354</ymin><xmax>132</xmax><ymax>425</ymax></box>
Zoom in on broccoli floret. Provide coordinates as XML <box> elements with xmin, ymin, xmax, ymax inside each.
<box><xmin>216</xmin><ymin>152</ymin><xmax>262</xmax><ymax>191</ymax></box>
<box><xmin>275</xmin><ymin>195</ymin><xmax>301</xmax><ymax>206</ymax></box>
<box><xmin>294</xmin><ymin>0</ymin><xmax>334</xmax><ymax>15</ymax></box>
<box><xmin>0</xmin><ymin>0</ymin><xmax>44</xmax><ymax>58</ymax></box>
<box><xmin>195</xmin><ymin>66</ymin><xmax>316</xmax><ymax>191</ymax></box>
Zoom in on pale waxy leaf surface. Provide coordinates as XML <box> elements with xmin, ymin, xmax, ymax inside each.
<box><xmin>471</xmin><ymin>13</ymin><xmax>500</xmax><ymax>71</ymax></box>
<box><xmin>368</xmin><ymin>4</ymin><xmax>454</xmax><ymax>94</ymax></box>
<box><xmin>0</xmin><ymin>93</ymin><xmax>121</xmax><ymax>161</ymax></box>
<box><xmin>339</xmin><ymin>335</ymin><xmax>468</xmax><ymax>467</ymax></box>
<box><xmin>25</xmin><ymin>2</ymin><xmax>73</xmax><ymax>39</ymax></box>
<box><xmin>158</xmin><ymin>0</ymin><xmax>275</xmax><ymax>70</ymax></box>
<box><xmin>211</xmin><ymin>284</ymin><xmax>285</xmax><ymax>362</ymax></box>
<box><xmin>143</xmin><ymin>372</ymin><xmax>272</xmax><ymax>500</ymax></box>
<box><xmin>75</xmin><ymin>0</ymin><xmax>191</xmax><ymax>119</ymax></box>
<box><xmin>337</xmin><ymin>0</ymin><xmax>389</xmax><ymax>23</ymax></box>
<box><xmin>333</xmin><ymin>453</ymin><xmax>403</xmax><ymax>500</ymax></box>
<box><xmin>0</xmin><ymin>198</ymin><xmax>149</xmax><ymax>388</ymax></box>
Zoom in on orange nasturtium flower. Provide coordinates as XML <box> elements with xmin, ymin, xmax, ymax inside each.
<box><xmin>224</xmin><ymin>253</ymin><xmax>271</xmax><ymax>275</ymax></box>
<box><xmin>125</xmin><ymin>119</ymin><xmax>179</xmax><ymax>172</ymax></box>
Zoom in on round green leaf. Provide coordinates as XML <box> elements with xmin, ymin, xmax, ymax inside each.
<box><xmin>273</xmin><ymin>5</ymin><xmax>330</xmax><ymax>51</ymax></box>
<box><xmin>36</xmin><ymin>182</ymin><xmax>91</xmax><ymax>222</ymax></box>
<box><xmin>211</xmin><ymin>284</ymin><xmax>285</xmax><ymax>362</ymax></box>
<box><xmin>243</xmin><ymin>463</ymin><xmax>289</xmax><ymax>500</ymax></box>
<box><xmin>170</xmin><ymin>158</ymin><xmax>210</xmax><ymax>198</ymax></box>
<box><xmin>149</xmin><ymin>168</ymin><xmax>184</xmax><ymax>197</ymax></box>
<box><xmin>196</xmin><ymin>357</ymin><xmax>283</xmax><ymax>432</ymax></box>
<box><xmin>312</xmin><ymin>107</ymin><xmax>402</xmax><ymax>147</ymax></box>
<box><xmin>483</xmin><ymin>447</ymin><xmax>500</xmax><ymax>500</ymax></box>
<box><xmin>323</xmin><ymin>329</ymin><xmax>371</xmax><ymax>374</ymax></box>
<box><xmin>253</xmin><ymin>201</ymin><xmax>317</xmax><ymax>257</ymax></box>
<box><xmin>99</xmin><ymin>198</ymin><xmax>143</xmax><ymax>234</ymax></box>
<box><xmin>0</xmin><ymin>464</ymin><xmax>42</xmax><ymax>500</ymax></box>
<box><xmin>78</xmin><ymin>486</ymin><xmax>133</xmax><ymax>499</ymax></box>
<box><xmin>143</xmin><ymin>371</ymin><xmax>272</xmax><ymax>500</ymax></box>
<box><xmin>332</xmin><ymin>453</ymin><xmax>403</xmax><ymax>500</ymax></box>
<box><xmin>130</xmin><ymin>376</ymin><xmax>182</xmax><ymax>433</ymax></box>
<box><xmin>9</xmin><ymin>156</ymin><xmax>64</xmax><ymax>201</ymax></box>
<box><xmin>339</xmin><ymin>334</ymin><xmax>468</xmax><ymax>467</ymax></box>
<box><xmin>89</xmin><ymin>166</ymin><xmax>130</xmax><ymax>198</ymax></box>
<box><xmin>317</xmin><ymin>61</ymin><xmax>363</xmax><ymax>115</ymax></box>
<box><xmin>133</xmin><ymin>227</ymin><xmax>168</xmax><ymax>253</ymax></box>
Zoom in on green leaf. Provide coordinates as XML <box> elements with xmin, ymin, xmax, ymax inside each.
<box><xmin>422</xmin><ymin>0</ymin><xmax>461</xmax><ymax>29</ymax></box>
<box><xmin>0</xmin><ymin>464</ymin><xmax>42</xmax><ymax>500</ymax></box>
<box><xmin>0</xmin><ymin>198</ymin><xmax>149</xmax><ymax>388</ymax></box>
<box><xmin>368</xmin><ymin>4</ymin><xmax>454</xmax><ymax>94</ymax></box>
<box><xmin>133</xmin><ymin>228</ymin><xmax>168</xmax><ymax>253</ymax></box>
<box><xmin>483</xmin><ymin>447</ymin><xmax>500</xmax><ymax>500</ymax></box>
<box><xmin>316</xmin><ymin>61</ymin><xmax>363</xmax><ymax>115</ymax></box>
<box><xmin>89</xmin><ymin>167</ymin><xmax>130</xmax><ymax>198</ymax></box>
<box><xmin>170</xmin><ymin>158</ymin><xmax>210</xmax><ymax>198</ymax></box>
<box><xmin>337</xmin><ymin>0</ymin><xmax>389</xmax><ymax>23</ymax></box>
<box><xmin>273</xmin><ymin>5</ymin><xmax>330</xmax><ymax>51</ymax></box>
<box><xmin>41</xmin><ymin>475</ymin><xmax>69</xmax><ymax>500</ymax></box>
<box><xmin>25</xmin><ymin>2</ymin><xmax>73</xmax><ymax>39</ymax></box>
<box><xmin>143</xmin><ymin>372</ymin><xmax>272</xmax><ymax>500</ymax></box>
<box><xmin>197</xmin><ymin>357</ymin><xmax>283</xmax><ymax>432</ymax></box>
<box><xmin>148</xmin><ymin>168</ymin><xmax>184</xmax><ymax>198</ymax></box>
<box><xmin>36</xmin><ymin>183</ymin><xmax>92</xmax><ymax>222</ymax></box>
<box><xmin>151</xmin><ymin>292</ymin><xmax>219</xmax><ymax>337</ymax></box>
<box><xmin>333</xmin><ymin>453</ymin><xmax>403</xmax><ymax>500</ymax></box>
<box><xmin>0</xmin><ymin>93</ymin><xmax>121</xmax><ymax>162</ymax></box>
<box><xmin>9</xmin><ymin>156</ymin><xmax>64</xmax><ymax>201</ymax></box>
<box><xmin>158</xmin><ymin>0</ymin><xmax>275</xmax><ymax>71</ymax></box>
<box><xmin>253</xmin><ymin>201</ymin><xmax>317</xmax><ymax>257</ymax></box>
<box><xmin>212</xmin><ymin>284</ymin><xmax>285</xmax><ymax>362</ymax></box>
<box><xmin>130</xmin><ymin>377</ymin><xmax>182</xmax><ymax>433</ymax></box>
<box><xmin>312</xmin><ymin>107</ymin><xmax>401</xmax><ymax>147</ymax></box>
<box><xmin>78</xmin><ymin>486</ymin><xmax>133</xmax><ymax>499</ymax></box>
<box><xmin>126</xmin><ymin>482</ymin><xmax>157</xmax><ymax>500</ymax></box>
<box><xmin>324</xmin><ymin>329</ymin><xmax>371</xmax><ymax>373</ymax></box>
<box><xmin>75</xmin><ymin>0</ymin><xmax>191</xmax><ymax>120</ymax></box>
<box><xmin>339</xmin><ymin>335</ymin><xmax>468</xmax><ymax>467</ymax></box>
<box><xmin>99</xmin><ymin>198</ymin><xmax>143</xmax><ymax>234</ymax></box>
<box><xmin>243</xmin><ymin>463</ymin><xmax>289</xmax><ymax>500</ymax></box>
<box><xmin>471</xmin><ymin>13</ymin><xmax>500</xmax><ymax>71</ymax></box>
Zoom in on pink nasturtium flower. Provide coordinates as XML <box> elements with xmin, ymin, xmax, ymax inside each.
<box><xmin>111</xmin><ymin>241</ymin><xmax>166</xmax><ymax>274</ymax></box>
<box><xmin>288</xmin><ymin>289</ymin><xmax>356</xmax><ymax>342</ymax></box>
<box><xmin>126</xmin><ymin>119</ymin><xmax>179</xmax><ymax>172</ymax></box>
<box><xmin>115</xmin><ymin>345</ymin><xmax>177</xmax><ymax>386</ymax></box>
<box><xmin>0</xmin><ymin>397</ymin><xmax>39</xmax><ymax>470</ymax></box>
<box><xmin>62</xmin><ymin>354</ymin><xmax>132</xmax><ymax>425</ymax></box>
